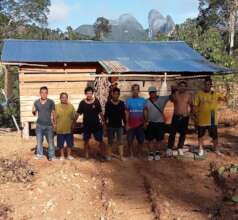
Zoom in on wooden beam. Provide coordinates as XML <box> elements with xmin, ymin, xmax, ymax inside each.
<box><xmin>19</xmin><ymin>73</ymin><xmax>95</xmax><ymax>82</ymax></box>
<box><xmin>176</xmin><ymin>75</ymin><xmax>210</xmax><ymax>79</ymax></box>
<box><xmin>1</xmin><ymin>62</ymin><xmax>48</xmax><ymax>67</ymax></box>
<box><xmin>20</xmin><ymin>88</ymin><xmax>86</xmax><ymax>96</ymax></box>
<box><xmin>19</xmin><ymin>81</ymin><xmax>90</xmax><ymax>89</ymax></box>
<box><xmin>20</xmin><ymin>68</ymin><xmax>97</xmax><ymax>73</ymax></box>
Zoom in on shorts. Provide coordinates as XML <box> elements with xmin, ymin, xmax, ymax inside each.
<box><xmin>83</xmin><ymin>129</ymin><xmax>103</xmax><ymax>142</ymax></box>
<box><xmin>146</xmin><ymin>122</ymin><xmax>165</xmax><ymax>141</ymax></box>
<box><xmin>57</xmin><ymin>133</ymin><xmax>74</xmax><ymax>148</ymax></box>
<box><xmin>170</xmin><ymin>115</ymin><xmax>189</xmax><ymax>134</ymax></box>
<box><xmin>127</xmin><ymin>126</ymin><xmax>145</xmax><ymax>145</ymax></box>
<box><xmin>197</xmin><ymin>126</ymin><xmax>218</xmax><ymax>139</ymax></box>
<box><xmin>108</xmin><ymin>127</ymin><xmax>123</xmax><ymax>146</ymax></box>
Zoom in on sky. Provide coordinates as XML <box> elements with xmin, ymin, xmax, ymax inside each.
<box><xmin>48</xmin><ymin>0</ymin><xmax>199</xmax><ymax>30</ymax></box>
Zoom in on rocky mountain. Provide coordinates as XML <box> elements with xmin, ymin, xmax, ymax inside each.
<box><xmin>76</xmin><ymin>24</ymin><xmax>95</xmax><ymax>37</ymax></box>
<box><xmin>148</xmin><ymin>9</ymin><xmax>175</xmax><ymax>38</ymax></box>
<box><xmin>75</xmin><ymin>10</ymin><xmax>175</xmax><ymax>41</ymax></box>
<box><xmin>106</xmin><ymin>14</ymin><xmax>147</xmax><ymax>41</ymax></box>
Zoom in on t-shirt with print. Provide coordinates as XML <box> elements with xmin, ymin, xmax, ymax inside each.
<box><xmin>56</xmin><ymin>103</ymin><xmax>75</xmax><ymax>134</ymax></box>
<box><xmin>125</xmin><ymin>97</ymin><xmax>146</xmax><ymax>128</ymax></box>
<box><xmin>145</xmin><ymin>96</ymin><xmax>170</xmax><ymax>123</ymax></box>
<box><xmin>77</xmin><ymin>99</ymin><xmax>102</xmax><ymax>132</ymax></box>
<box><xmin>34</xmin><ymin>99</ymin><xmax>55</xmax><ymax>126</ymax></box>
<box><xmin>193</xmin><ymin>91</ymin><xmax>223</xmax><ymax>126</ymax></box>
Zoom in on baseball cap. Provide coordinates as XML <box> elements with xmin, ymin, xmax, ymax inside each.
<box><xmin>148</xmin><ymin>86</ymin><xmax>157</xmax><ymax>93</ymax></box>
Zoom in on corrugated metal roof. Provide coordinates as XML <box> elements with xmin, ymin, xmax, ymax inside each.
<box><xmin>1</xmin><ymin>39</ymin><xmax>228</xmax><ymax>73</ymax></box>
<box><xmin>99</xmin><ymin>61</ymin><xmax>129</xmax><ymax>73</ymax></box>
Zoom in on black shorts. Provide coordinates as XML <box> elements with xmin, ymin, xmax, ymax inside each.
<box><xmin>146</xmin><ymin>122</ymin><xmax>165</xmax><ymax>141</ymax></box>
<box><xmin>127</xmin><ymin>126</ymin><xmax>145</xmax><ymax>145</ymax></box>
<box><xmin>83</xmin><ymin>129</ymin><xmax>103</xmax><ymax>142</ymax></box>
<box><xmin>197</xmin><ymin>126</ymin><xmax>218</xmax><ymax>139</ymax></box>
<box><xmin>57</xmin><ymin>134</ymin><xmax>74</xmax><ymax>148</ymax></box>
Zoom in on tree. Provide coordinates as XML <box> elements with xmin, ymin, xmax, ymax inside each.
<box><xmin>0</xmin><ymin>0</ymin><xmax>51</xmax><ymax>41</ymax></box>
<box><xmin>65</xmin><ymin>26</ymin><xmax>81</xmax><ymax>40</ymax></box>
<box><xmin>172</xmin><ymin>19</ymin><xmax>234</xmax><ymax>67</ymax></box>
<box><xmin>0</xmin><ymin>0</ymin><xmax>50</xmax><ymax>26</ymax></box>
<box><xmin>155</xmin><ymin>31</ymin><xmax>170</xmax><ymax>41</ymax></box>
<box><xmin>198</xmin><ymin>0</ymin><xmax>238</xmax><ymax>55</ymax></box>
<box><xmin>93</xmin><ymin>17</ymin><xmax>111</xmax><ymax>40</ymax></box>
<box><xmin>228</xmin><ymin>0</ymin><xmax>238</xmax><ymax>55</ymax></box>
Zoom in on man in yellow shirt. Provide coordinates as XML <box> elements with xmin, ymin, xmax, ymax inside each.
<box><xmin>193</xmin><ymin>78</ymin><xmax>227</xmax><ymax>156</ymax></box>
<box><xmin>55</xmin><ymin>92</ymin><xmax>75</xmax><ymax>160</ymax></box>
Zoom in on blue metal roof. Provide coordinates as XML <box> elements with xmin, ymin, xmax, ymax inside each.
<box><xmin>1</xmin><ymin>39</ymin><xmax>228</xmax><ymax>73</ymax></box>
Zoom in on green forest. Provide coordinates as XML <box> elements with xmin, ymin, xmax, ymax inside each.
<box><xmin>0</xmin><ymin>0</ymin><xmax>238</xmax><ymax>127</ymax></box>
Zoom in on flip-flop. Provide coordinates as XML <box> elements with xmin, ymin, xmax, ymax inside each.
<box><xmin>232</xmin><ymin>195</ymin><xmax>238</xmax><ymax>203</ymax></box>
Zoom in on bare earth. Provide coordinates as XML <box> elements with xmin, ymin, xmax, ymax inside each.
<box><xmin>0</xmin><ymin>127</ymin><xmax>238</xmax><ymax>220</ymax></box>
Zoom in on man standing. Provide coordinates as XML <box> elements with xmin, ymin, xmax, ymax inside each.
<box><xmin>125</xmin><ymin>84</ymin><xmax>146</xmax><ymax>158</ymax></box>
<box><xmin>193</xmin><ymin>78</ymin><xmax>226</xmax><ymax>156</ymax></box>
<box><xmin>144</xmin><ymin>86</ymin><xmax>170</xmax><ymax>160</ymax></box>
<box><xmin>32</xmin><ymin>86</ymin><xmax>56</xmax><ymax>161</ymax></box>
<box><xmin>76</xmin><ymin>86</ymin><xmax>106</xmax><ymax>160</ymax></box>
<box><xmin>55</xmin><ymin>92</ymin><xmax>75</xmax><ymax>160</ymax></box>
<box><xmin>105</xmin><ymin>87</ymin><xmax>126</xmax><ymax>161</ymax></box>
<box><xmin>167</xmin><ymin>81</ymin><xmax>193</xmax><ymax>156</ymax></box>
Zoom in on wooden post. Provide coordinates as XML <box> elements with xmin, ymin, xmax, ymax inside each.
<box><xmin>22</xmin><ymin>122</ymin><xmax>30</xmax><ymax>139</ymax></box>
<box><xmin>3</xmin><ymin>65</ymin><xmax>12</xmax><ymax>98</ymax></box>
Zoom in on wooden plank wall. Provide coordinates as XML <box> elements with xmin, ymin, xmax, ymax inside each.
<box><xmin>19</xmin><ymin>68</ymin><xmax>96</xmax><ymax>122</ymax></box>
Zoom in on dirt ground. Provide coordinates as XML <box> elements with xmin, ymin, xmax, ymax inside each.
<box><xmin>0</xmin><ymin>127</ymin><xmax>238</xmax><ymax>220</ymax></box>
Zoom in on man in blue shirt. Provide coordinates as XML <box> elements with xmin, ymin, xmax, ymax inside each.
<box><xmin>125</xmin><ymin>84</ymin><xmax>146</xmax><ymax>158</ymax></box>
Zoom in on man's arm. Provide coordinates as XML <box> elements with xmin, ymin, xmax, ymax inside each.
<box><xmin>74</xmin><ymin>101</ymin><xmax>83</xmax><ymax>122</ymax></box>
<box><xmin>51</xmin><ymin>101</ymin><xmax>56</xmax><ymax>128</ymax></box>
<box><xmin>218</xmin><ymin>92</ymin><xmax>228</xmax><ymax>103</ymax></box>
<box><xmin>124</xmin><ymin>99</ymin><xmax>130</xmax><ymax>130</ymax></box>
<box><xmin>96</xmin><ymin>100</ymin><xmax>105</xmax><ymax>125</ymax></box>
<box><xmin>32</xmin><ymin>100</ymin><xmax>38</xmax><ymax>116</ymax></box>
<box><xmin>191</xmin><ymin>93</ymin><xmax>200</xmax><ymax>125</ymax></box>
<box><xmin>144</xmin><ymin>107</ymin><xmax>149</xmax><ymax>128</ymax></box>
<box><xmin>125</xmin><ymin>109</ymin><xmax>130</xmax><ymax>130</ymax></box>
<box><xmin>188</xmin><ymin>93</ymin><xmax>194</xmax><ymax>110</ymax></box>
<box><xmin>99</xmin><ymin>112</ymin><xmax>105</xmax><ymax>125</ymax></box>
<box><xmin>143</xmin><ymin>100</ymin><xmax>149</xmax><ymax>126</ymax></box>
<box><xmin>51</xmin><ymin>110</ymin><xmax>56</xmax><ymax>128</ymax></box>
<box><xmin>169</xmin><ymin>85</ymin><xmax>177</xmax><ymax>102</ymax></box>
<box><xmin>104</xmin><ymin>102</ymin><xmax>109</xmax><ymax>125</ymax></box>
<box><xmin>122</xmin><ymin>102</ymin><xmax>127</xmax><ymax>126</ymax></box>
<box><xmin>32</xmin><ymin>105</ymin><xmax>37</xmax><ymax>116</ymax></box>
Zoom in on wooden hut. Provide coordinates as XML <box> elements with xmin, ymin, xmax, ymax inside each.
<box><xmin>1</xmin><ymin>40</ymin><xmax>228</xmax><ymax>138</ymax></box>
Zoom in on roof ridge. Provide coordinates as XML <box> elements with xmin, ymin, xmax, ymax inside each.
<box><xmin>3</xmin><ymin>39</ymin><xmax>186</xmax><ymax>44</ymax></box>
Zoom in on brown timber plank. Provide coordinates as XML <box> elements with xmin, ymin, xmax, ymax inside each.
<box><xmin>19</xmin><ymin>74</ymin><xmax>95</xmax><ymax>82</ymax></box>
<box><xmin>20</xmin><ymin>68</ymin><xmax>97</xmax><ymax>73</ymax></box>
<box><xmin>19</xmin><ymin>81</ymin><xmax>91</xmax><ymax>89</ymax></box>
<box><xmin>20</xmin><ymin>88</ymin><xmax>86</xmax><ymax>96</ymax></box>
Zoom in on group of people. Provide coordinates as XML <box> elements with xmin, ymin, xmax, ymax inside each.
<box><xmin>32</xmin><ymin>77</ymin><xmax>226</xmax><ymax>161</ymax></box>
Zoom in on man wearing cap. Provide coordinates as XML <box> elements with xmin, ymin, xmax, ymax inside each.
<box><xmin>144</xmin><ymin>86</ymin><xmax>170</xmax><ymax>160</ymax></box>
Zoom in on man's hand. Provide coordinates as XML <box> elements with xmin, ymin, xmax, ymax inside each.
<box><xmin>190</xmin><ymin>113</ymin><xmax>197</xmax><ymax>126</ymax></box>
<box><xmin>53</xmin><ymin>123</ymin><xmax>56</xmax><ymax>131</ymax></box>
<box><xmin>144</xmin><ymin>121</ymin><xmax>149</xmax><ymax>129</ymax></box>
<box><xmin>103</xmin><ymin>123</ymin><xmax>108</xmax><ymax>137</ymax></box>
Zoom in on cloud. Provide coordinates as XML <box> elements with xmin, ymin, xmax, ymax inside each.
<box><xmin>48</xmin><ymin>0</ymin><xmax>80</xmax><ymax>23</ymax></box>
